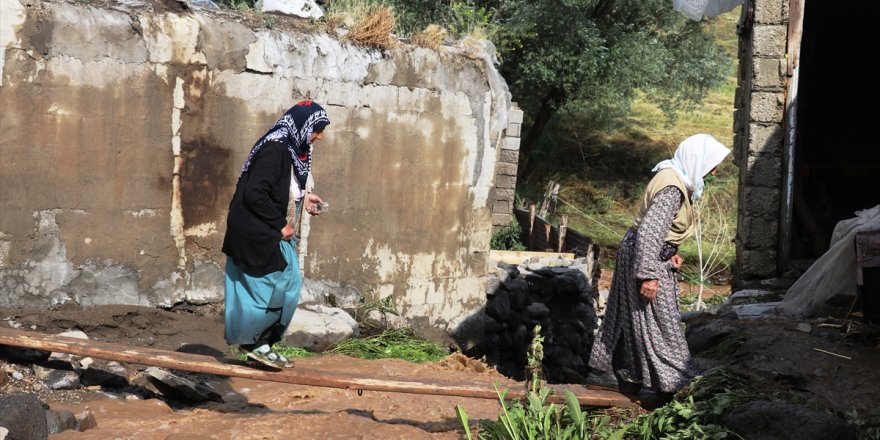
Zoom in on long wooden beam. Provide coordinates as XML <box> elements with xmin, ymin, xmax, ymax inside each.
<box><xmin>0</xmin><ymin>328</ymin><xmax>644</xmax><ymax>407</ymax></box>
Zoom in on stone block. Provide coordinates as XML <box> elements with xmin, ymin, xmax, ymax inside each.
<box><xmin>500</xmin><ymin>149</ymin><xmax>519</xmax><ymax>164</ymax></box>
<box><xmin>749</xmin><ymin>92</ymin><xmax>784</xmax><ymax>123</ymax></box>
<box><xmin>742</xmin><ymin>187</ymin><xmax>780</xmax><ymax>216</ymax></box>
<box><xmin>752</xmin><ymin>57</ymin><xmax>785</xmax><ymax>90</ymax></box>
<box><xmin>496</xmin><ymin>162</ymin><xmax>518</xmax><ymax>177</ymax></box>
<box><xmin>492</xmin><ymin>213</ymin><xmax>512</xmax><ymax>226</ymax></box>
<box><xmin>325</xmin><ymin>80</ymin><xmax>355</xmax><ymax>107</ymax></box>
<box><xmin>754</xmin><ymin>0</ymin><xmax>785</xmax><ymax>24</ymax></box>
<box><xmin>742</xmin><ymin>249</ymin><xmax>777</xmax><ymax>278</ymax></box>
<box><xmin>495</xmin><ymin>188</ymin><xmax>515</xmax><ymax>202</ymax></box>
<box><xmin>506</xmin><ymin>123</ymin><xmax>521</xmax><ymax>137</ymax></box>
<box><xmin>359</xmin><ymin>84</ymin><xmax>397</xmax><ymax>110</ymax></box>
<box><xmin>397</xmin><ymin>87</ymin><xmax>427</xmax><ymax>112</ymax></box>
<box><xmin>503</xmin><ymin>136</ymin><xmax>521</xmax><ymax>151</ymax></box>
<box><xmin>745</xmin><ymin>155</ymin><xmax>782</xmax><ymax>188</ymax></box>
<box><xmin>741</xmin><ymin>216</ymin><xmax>779</xmax><ymax>250</ymax></box>
<box><xmin>753</xmin><ymin>25</ymin><xmax>787</xmax><ymax>57</ymax></box>
<box><xmin>509</xmin><ymin>108</ymin><xmax>524</xmax><ymax>124</ymax></box>
<box><xmin>495</xmin><ymin>175</ymin><xmax>517</xmax><ymax>189</ymax></box>
<box><xmin>748</xmin><ymin>123</ymin><xmax>783</xmax><ymax>156</ymax></box>
<box><xmin>493</xmin><ymin>200</ymin><xmax>511</xmax><ymax>214</ymax></box>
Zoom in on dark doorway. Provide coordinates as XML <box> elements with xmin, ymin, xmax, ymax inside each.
<box><xmin>789</xmin><ymin>0</ymin><xmax>880</xmax><ymax>263</ymax></box>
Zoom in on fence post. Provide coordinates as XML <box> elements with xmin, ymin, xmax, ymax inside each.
<box><xmin>558</xmin><ymin>215</ymin><xmax>568</xmax><ymax>253</ymax></box>
<box><xmin>528</xmin><ymin>204</ymin><xmax>536</xmax><ymax>251</ymax></box>
<box><xmin>538</xmin><ymin>181</ymin><xmax>560</xmax><ymax>218</ymax></box>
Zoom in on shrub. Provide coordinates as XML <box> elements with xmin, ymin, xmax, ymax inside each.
<box><xmin>491</xmin><ymin>219</ymin><xmax>526</xmax><ymax>251</ymax></box>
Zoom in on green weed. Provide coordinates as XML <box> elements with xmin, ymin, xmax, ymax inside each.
<box><xmin>491</xmin><ymin>219</ymin><xmax>527</xmax><ymax>251</ymax></box>
<box><xmin>845</xmin><ymin>410</ymin><xmax>880</xmax><ymax>440</ymax></box>
<box><xmin>457</xmin><ymin>326</ymin><xmax>628</xmax><ymax>439</ymax></box>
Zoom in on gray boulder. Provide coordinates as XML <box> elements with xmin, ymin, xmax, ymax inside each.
<box><xmin>723</xmin><ymin>401</ymin><xmax>855</xmax><ymax>440</ymax></box>
<box><xmin>0</xmin><ymin>393</ymin><xmax>48</xmax><ymax>440</ymax></box>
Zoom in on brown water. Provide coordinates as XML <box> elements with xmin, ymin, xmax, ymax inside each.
<box><xmin>49</xmin><ymin>355</ymin><xmax>509</xmax><ymax>439</ymax></box>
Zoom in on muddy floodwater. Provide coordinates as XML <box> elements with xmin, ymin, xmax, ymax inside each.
<box><xmin>46</xmin><ymin>355</ymin><xmax>510</xmax><ymax>439</ymax></box>
<box><xmin>0</xmin><ymin>305</ymin><xmax>514</xmax><ymax>439</ymax></box>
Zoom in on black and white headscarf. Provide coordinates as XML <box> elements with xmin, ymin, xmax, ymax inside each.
<box><xmin>238</xmin><ymin>100</ymin><xmax>330</xmax><ymax>190</ymax></box>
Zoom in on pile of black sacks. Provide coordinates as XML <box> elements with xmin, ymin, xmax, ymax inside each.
<box><xmin>466</xmin><ymin>257</ymin><xmax>599</xmax><ymax>383</ymax></box>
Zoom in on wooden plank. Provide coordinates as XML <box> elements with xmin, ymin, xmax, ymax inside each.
<box><xmin>0</xmin><ymin>328</ymin><xmax>641</xmax><ymax>407</ymax></box>
<box><xmin>490</xmin><ymin>250</ymin><xmax>576</xmax><ymax>265</ymax></box>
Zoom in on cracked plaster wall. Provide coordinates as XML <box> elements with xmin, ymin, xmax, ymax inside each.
<box><xmin>0</xmin><ymin>0</ymin><xmax>508</xmax><ymax>329</ymax></box>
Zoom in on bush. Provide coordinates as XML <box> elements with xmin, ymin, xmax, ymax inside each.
<box><xmin>491</xmin><ymin>220</ymin><xmax>526</xmax><ymax>251</ymax></box>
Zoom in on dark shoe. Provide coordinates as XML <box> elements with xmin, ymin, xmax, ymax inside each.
<box><xmin>614</xmin><ymin>369</ymin><xmax>642</xmax><ymax>394</ymax></box>
<box><xmin>586</xmin><ymin>370</ymin><xmax>619</xmax><ymax>391</ymax></box>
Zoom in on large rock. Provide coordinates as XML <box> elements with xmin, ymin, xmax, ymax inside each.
<box><xmin>32</xmin><ymin>365</ymin><xmax>81</xmax><ymax>390</ymax></box>
<box><xmin>143</xmin><ymin>367</ymin><xmax>222</xmax><ymax>404</ymax></box>
<box><xmin>284</xmin><ymin>305</ymin><xmax>358</xmax><ymax>351</ymax></box>
<box><xmin>723</xmin><ymin>401</ymin><xmax>855</xmax><ymax>440</ymax></box>
<box><xmin>0</xmin><ymin>393</ymin><xmax>49</xmax><ymax>440</ymax></box>
<box><xmin>45</xmin><ymin>410</ymin><xmax>77</xmax><ymax>434</ymax></box>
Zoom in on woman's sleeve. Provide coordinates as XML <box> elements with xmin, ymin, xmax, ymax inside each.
<box><xmin>634</xmin><ymin>186</ymin><xmax>684</xmax><ymax>280</ymax></box>
<box><xmin>241</xmin><ymin>145</ymin><xmax>287</xmax><ymax>231</ymax></box>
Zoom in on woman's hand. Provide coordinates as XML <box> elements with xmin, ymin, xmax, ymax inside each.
<box><xmin>281</xmin><ymin>224</ymin><xmax>294</xmax><ymax>241</ymax></box>
<box><xmin>305</xmin><ymin>193</ymin><xmax>324</xmax><ymax>215</ymax></box>
<box><xmin>640</xmin><ymin>279</ymin><xmax>659</xmax><ymax>302</ymax></box>
<box><xmin>670</xmin><ymin>254</ymin><xmax>684</xmax><ymax>270</ymax></box>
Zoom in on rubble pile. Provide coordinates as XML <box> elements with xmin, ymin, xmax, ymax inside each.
<box><xmin>468</xmin><ymin>257</ymin><xmax>599</xmax><ymax>382</ymax></box>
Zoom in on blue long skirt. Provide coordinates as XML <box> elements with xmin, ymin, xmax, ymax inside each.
<box><xmin>224</xmin><ymin>240</ymin><xmax>302</xmax><ymax>345</ymax></box>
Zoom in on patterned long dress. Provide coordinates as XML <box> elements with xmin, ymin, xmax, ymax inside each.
<box><xmin>588</xmin><ymin>186</ymin><xmax>697</xmax><ymax>392</ymax></box>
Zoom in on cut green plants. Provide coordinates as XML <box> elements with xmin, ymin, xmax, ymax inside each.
<box><xmin>228</xmin><ymin>342</ymin><xmax>316</xmax><ymax>362</ymax></box>
<box><xmin>328</xmin><ymin>327</ymin><xmax>448</xmax><ymax>363</ymax></box>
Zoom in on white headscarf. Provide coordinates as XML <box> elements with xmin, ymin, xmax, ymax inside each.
<box><xmin>651</xmin><ymin>134</ymin><xmax>730</xmax><ymax>201</ymax></box>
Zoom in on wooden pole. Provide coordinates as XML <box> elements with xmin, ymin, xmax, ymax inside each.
<box><xmin>538</xmin><ymin>181</ymin><xmax>560</xmax><ymax>219</ymax></box>
<box><xmin>528</xmin><ymin>204</ymin><xmax>537</xmax><ymax>251</ymax></box>
<box><xmin>0</xmin><ymin>328</ymin><xmax>641</xmax><ymax>407</ymax></box>
<box><xmin>558</xmin><ymin>215</ymin><xmax>568</xmax><ymax>253</ymax></box>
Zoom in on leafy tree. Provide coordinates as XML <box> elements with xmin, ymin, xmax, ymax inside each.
<box><xmin>489</xmin><ymin>0</ymin><xmax>730</xmax><ymax>173</ymax></box>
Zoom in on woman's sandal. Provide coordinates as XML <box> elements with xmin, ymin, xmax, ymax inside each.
<box><xmin>243</xmin><ymin>344</ymin><xmax>294</xmax><ymax>369</ymax></box>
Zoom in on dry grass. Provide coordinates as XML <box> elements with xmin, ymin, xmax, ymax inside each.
<box><xmin>347</xmin><ymin>5</ymin><xmax>398</xmax><ymax>49</ymax></box>
<box><xmin>410</xmin><ymin>24</ymin><xmax>447</xmax><ymax>50</ymax></box>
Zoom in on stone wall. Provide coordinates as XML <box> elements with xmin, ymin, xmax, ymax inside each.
<box><xmin>0</xmin><ymin>0</ymin><xmax>514</xmax><ymax>332</ymax></box>
<box><xmin>733</xmin><ymin>0</ymin><xmax>789</xmax><ymax>282</ymax></box>
<box><xmin>490</xmin><ymin>104</ymin><xmax>523</xmax><ymax>229</ymax></box>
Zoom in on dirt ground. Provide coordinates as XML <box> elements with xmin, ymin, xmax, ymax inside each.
<box><xmin>0</xmin><ymin>303</ymin><xmax>514</xmax><ymax>439</ymax></box>
<box><xmin>1</xmin><ymin>270</ymin><xmax>879</xmax><ymax>438</ymax></box>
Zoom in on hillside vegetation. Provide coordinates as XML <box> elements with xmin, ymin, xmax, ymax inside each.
<box><xmin>210</xmin><ymin>0</ymin><xmax>740</xmax><ymax>287</ymax></box>
<box><xmin>516</xmin><ymin>9</ymin><xmax>741</xmax><ymax>288</ymax></box>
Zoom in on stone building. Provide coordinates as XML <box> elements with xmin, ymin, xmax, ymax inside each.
<box><xmin>0</xmin><ymin>0</ymin><xmax>521</xmax><ymax>335</ymax></box>
<box><xmin>733</xmin><ymin>0</ymin><xmax>879</xmax><ymax>285</ymax></box>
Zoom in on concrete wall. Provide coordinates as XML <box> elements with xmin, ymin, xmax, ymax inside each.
<box><xmin>733</xmin><ymin>0</ymin><xmax>789</xmax><ymax>282</ymax></box>
<box><xmin>0</xmin><ymin>0</ymin><xmax>515</xmax><ymax>330</ymax></box>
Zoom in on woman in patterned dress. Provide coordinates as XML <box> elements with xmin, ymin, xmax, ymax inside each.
<box><xmin>586</xmin><ymin>134</ymin><xmax>730</xmax><ymax>394</ymax></box>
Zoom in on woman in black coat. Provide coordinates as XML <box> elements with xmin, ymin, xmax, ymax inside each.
<box><xmin>222</xmin><ymin>101</ymin><xmax>329</xmax><ymax>368</ymax></box>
